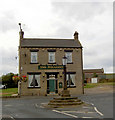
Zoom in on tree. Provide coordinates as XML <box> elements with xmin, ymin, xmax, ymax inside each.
<box><xmin>2</xmin><ymin>73</ymin><xmax>18</xmax><ymax>88</ymax></box>
<box><xmin>0</xmin><ymin>76</ymin><xmax>2</xmax><ymax>84</ymax></box>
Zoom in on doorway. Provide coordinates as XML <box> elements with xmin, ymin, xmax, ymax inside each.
<box><xmin>46</xmin><ymin>72</ymin><xmax>59</xmax><ymax>94</ymax></box>
<box><xmin>49</xmin><ymin>79</ymin><xmax>55</xmax><ymax>92</ymax></box>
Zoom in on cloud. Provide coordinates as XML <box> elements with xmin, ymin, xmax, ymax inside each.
<box><xmin>52</xmin><ymin>24</ymin><xmax>75</xmax><ymax>38</ymax></box>
<box><xmin>1</xmin><ymin>47</ymin><xmax>18</xmax><ymax>75</ymax></box>
<box><xmin>51</xmin><ymin>1</ymin><xmax>113</xmax><ymax>73</ymax></box>
<box><xmin>0</xmin><ymin>0</ymin><xmax>113</xmax><ymax>76</ymax></box>
<box><xmin>51</xmin><ymin>2</ymin><xmax>108</xmax><ymax>21</ymax></box>
<box><xmin>0</xmin><ymin>10</ymin><xmax>18</xmax><ymax>33</ymax></box>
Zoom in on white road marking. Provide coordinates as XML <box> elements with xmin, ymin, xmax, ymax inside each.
<box><xmin>35</xmin><ymin>104</ymin><xmax>39</xmax><ymax>108</ymax></box>
<box><xmin>62</xmin><ymin>111</ymin><xmax>94</xmax><ymax>114</ymax></box>
<box><xmin>41</xmin><ymin>103</ymin><xmax>47</xmax><ymax>105</ymax></box>
<box><xmin>4</xmin><ymin>105</ymin><xmax>12</xmax><ymax>107</ymax></box>
<box><xmin>89</xmin><ymin>102</ymin><xmax>104</xmax><ymax>116</ymax></box>
<box><xmin>40</xmin><ymin>106</ymin><xmax>44</xmax><ymax>108</ymax></box>
<box><xmin>35</xmin><ymin>103</ymin><xmax>45</xmax><ymax>108</ymax></box>
<box><xmin>86</xmin><ymin>112</ymin><xmax>95</xmax><ymax>113</ymax></box>
<box><xmin>94</xmin><ymin>107</ymin><xmax>104</xmax><ymax>116</ymax></box>
<box><xmin>52</xmin><ymin>110</ymin><xmax>78</xmax><ymax>118</ymax></box>
<box><xmin>62</xmin><ymin>111</ymin><xmax>78</xmax><ymax>113</ymax></box>
<box><xmin>82</xmin><ymin>117</ymin><xmax>93</xmax><ymax>118</ymax></box>
<box><xmin>91</xmin><ymin>103</ymin><xmax>94</xmax><ymax>106</ymax></box>
<box><xmin>83</xmin><ymin>101</ymin><xmax>104</xmax><ymax>116</ymax></box>
<box><xmin>84</xmin><ymin>101</ymin><xmax>94</xmax><ymax>106</ymax></box>
<box><xmin>82</xmin><ymin>106</ymin><xmax>91</xmax><ymax>108</ymax></box>
<box><xmin>15</xmin><ymin>114</ymin><xmax>19</xmax><ymax>116</ymax></box>
<box><xmin>53</xmin><ymin>100</ymin><xmax>104</xmax><ymax>118</ymax></box>
<box><xmin>10</xmin><ymin>116</ymin><xmax>15</xmax><ymax>120</ymax></box>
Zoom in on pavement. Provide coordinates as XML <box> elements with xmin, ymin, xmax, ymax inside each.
<box><xmin>1</xmin><ymin>84</ymin><xmax>114</xmax><ymax>119</ymax></box>
<box><xmin>84</xmin><ymin>84</ymin><xmax>114</xmax><ymax>94</ymax></box>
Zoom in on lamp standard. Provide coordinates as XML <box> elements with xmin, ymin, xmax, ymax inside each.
<box><xmin>61</xmin><ymin>56</ymin><xmax>70</xmax><ymax>97</ymax></box>
<box><xmin>62</xmin><ymin>56</ymin><xmax>67</xmax><ymax>90</ymax></box>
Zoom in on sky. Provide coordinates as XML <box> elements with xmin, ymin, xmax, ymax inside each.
<box><xmin>0</xmin><ymin>0</ymin><xmax>114</xmax><ymax>76</ymax></box>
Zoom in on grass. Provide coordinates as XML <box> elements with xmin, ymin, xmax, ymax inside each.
<box><xmin>0</xmin><ymin>88</ymin><xmax>18</xmax><ymax>97</ymax></box>
<box><xmin>84</xmin><ymin>83</ymin><xmax>98</xmax><ymax>88</ymax></box>
<box><xmin>84</xmin><ymin>82</ymin><xmax>115</xmax><ymax>88</ymax></box>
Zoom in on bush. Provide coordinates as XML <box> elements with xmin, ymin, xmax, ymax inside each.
<box><xmin>99</xmin><ymin>79</ymin><xmax>114</xmax><ymax>83</ymax></box>
<box><xmin>2</xmin><ymin>73</ymin><xmax>18</xmax><ymax>88</ymax></box>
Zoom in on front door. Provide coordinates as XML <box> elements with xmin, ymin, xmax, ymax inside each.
<box><xmin>49</xmin><ymin>79</ymin><xmax>55</xmax><ymax>92</ymax></box>
<box><xmin>47</xmin><ymin>73</ymin><xmax>58</xmax><ymax>94</ymax></box>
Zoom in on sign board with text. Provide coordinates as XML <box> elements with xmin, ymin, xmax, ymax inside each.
<box><xmin>38</xmin><ymin>65</ymin><xmax>64</xmax><ymax>70</ymax></box>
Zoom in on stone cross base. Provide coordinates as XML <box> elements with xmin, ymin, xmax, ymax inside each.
<box><xmin>61</xmin><ymin>90</ymin><xmax>70</xmax><ymax>97</ymax></box>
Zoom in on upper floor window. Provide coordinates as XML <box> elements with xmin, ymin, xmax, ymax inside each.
<box><xmin>48</xmin><ymin>52</ymin><xmax>55</xmax><ymax>63</ymax></box>
<box><xmin>31</xmin><ymin>52</ymin><xmax>38</xmax><ymax>63</ymax></box>
<box><xmin>65</xmin><ymin>52</ymin><xmax>72</xmax><ymax>63</ymax></box>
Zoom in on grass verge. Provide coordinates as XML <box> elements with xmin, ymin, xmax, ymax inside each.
<box><xmin>0</xmin><ymin>88</ymin><xmax>18</xmax><ymax>97</ymax></box>
<box><xmin>84</xmin><ymin>82</ymin><xmax>115</xmax><ymax>88</ymax></box>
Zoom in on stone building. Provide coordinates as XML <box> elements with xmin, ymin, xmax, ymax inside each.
<box><xmin>83</xmin><ymin>68</ymin><xmax>104</xmax><ymax>83</ymax></box>
<box><xmin>83</xmin><ymin>68</ymin><xmax>114</xmax><ymax>83</ymax></box>
<box><xmin>19</xmin><ymin>28</ymin><xmax>83</xmax><ymax>96</ymax></box>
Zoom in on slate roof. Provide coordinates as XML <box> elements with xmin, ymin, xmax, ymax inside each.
<box><xmin>21</xmin><ymin>38</ymin><xmax>82</xmax><ymax>48</ymax></box>
<box><xmin>83</xmin><ymin>68</ymin><xmax>104</xmax><ymax>73</ymax></box>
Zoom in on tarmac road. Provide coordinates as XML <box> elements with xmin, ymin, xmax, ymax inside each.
<box><xmin>1</xmin><ymin>85</ymin><xmax>114</xmax><ymax>119</ymax></box>
<box><xmin>2</xmin><ymin>96</ymin><xmax>72</xmax><ymax>119</ymax></box>
<box><xmin>77</xmin><ymin>92</ymin><xmax>114</xmax><ymax>118</ymax></box>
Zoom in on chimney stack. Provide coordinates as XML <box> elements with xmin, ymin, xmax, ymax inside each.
<box><xmin>19</xmin><ymin>23</ymin><xmax>24</xmax><ymax>39</ymax></box>
<box><xmin>74</xmin><ymin>31</ymin><xmax>79</xmax><ymax>40</ymax></box>
<box><xmin>19</xmin><ymin>30</ymin><xmax>24</xmax><ymax>39</ymax></box>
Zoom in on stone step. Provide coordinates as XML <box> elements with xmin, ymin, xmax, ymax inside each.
<box><xmin>49</xmin><ymin>99</ymin><xmax>81</xmax><ymax>103</ymax></box>
<box><xmin>47</xmin><ymin>94</ymin><xmax>58</xmax><ymax>96</ymax></box>
<box><xmin>48</xmin><ymin>101</ymin><xmax>83</xmax><ymax>106</ymax></box>
<box><xmin>53</xmin><ymin>97</ymin><xmax>78</xmax><ymax>100</ymax></box>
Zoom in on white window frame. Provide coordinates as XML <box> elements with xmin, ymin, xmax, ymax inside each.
<box><xmin>48</xmin><ymin>52</ymin><xmax>55</xmax><ymax>63</ymax></box>
<box><xmin>65</xmin><ymin>52</ymin><xmax>72</xmax><ymax>63</ymax></box>
<box><xmin>28</xmin><ymin>74</ymin><xmax>40</xmax><ymax>87</ymax></box>
<box><xmin>31</xmin><ymin>52</ymin><xmax>38</xmax><ymax>63</ymax></box>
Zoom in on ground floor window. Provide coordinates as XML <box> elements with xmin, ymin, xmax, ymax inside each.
<box><xmin>66</xmin><ymin>74</ymin><xmax>76</xmax><ymax>87</ymax></box>
<box><xmin>28</xmin><ymin>74</ymin><xmax>40</xmax><ymax>87</ymax></box>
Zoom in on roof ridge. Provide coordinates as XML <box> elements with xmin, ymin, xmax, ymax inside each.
<box><xmin>23</xmin><ymin>38</ymin><xmax>74</xmax><ymax>40</ymax></box>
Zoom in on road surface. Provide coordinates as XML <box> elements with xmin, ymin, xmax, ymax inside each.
<box><xmin>1</xmin><ymin>85</ymin><xmax>114</xmax><ymax>119</ymax></box>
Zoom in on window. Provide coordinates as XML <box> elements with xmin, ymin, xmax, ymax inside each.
<box><xmin>66</xmin><ymin>74</ymin><xmax>75</xmax><ymax>87</ymax></box>
<box><xmin>28</xmin><ymin>74</ymin><xmax>40</xmax><ymax>87</ymax></box>
<box><xmin>31</xmin><ymin>52</ymin><xmax>38</xmax><ymax>63</ymax></box>
<box><xmin>65</xmin><ymin>52</ymin><xmax>72</xmax><ymax>63</ymax></box>
<box><xmin>49</xmin><ymin>52</ymin><xmax>55</xmax><ymax>63</ymax></box>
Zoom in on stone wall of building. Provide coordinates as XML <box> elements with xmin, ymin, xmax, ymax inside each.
<box><xmin>19</xmin><ymin>47</ymin><xmax>83</xmax><ymax>96</ymax></box>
